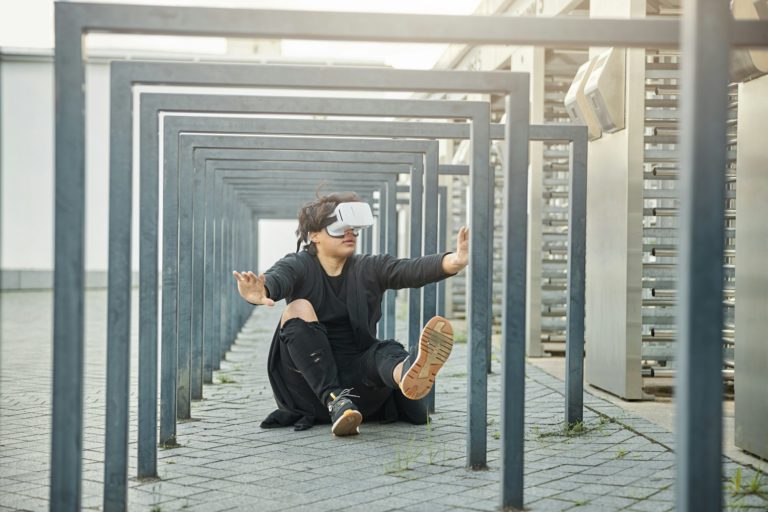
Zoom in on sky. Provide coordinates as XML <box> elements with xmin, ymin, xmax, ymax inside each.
<box><xmin>0</xmin><ymin>0</ymin><xmax>482</xmax><ymax>69</ymax></box>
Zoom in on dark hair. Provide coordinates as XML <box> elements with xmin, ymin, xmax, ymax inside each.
<box><xmin>295</xmin><ymin>190</ymin><xmax>361</xmax><ymax>254</ymax></box>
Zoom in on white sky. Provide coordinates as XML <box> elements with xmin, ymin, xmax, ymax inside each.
<box><xmin>0</xmin><ymin>0</ymin><xmax>482</xmax><ymax>69</ymax></box>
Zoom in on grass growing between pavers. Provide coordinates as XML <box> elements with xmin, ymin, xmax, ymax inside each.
<box><xmin>159</xmin><ymin>436</ymin><xmax>182</xmax><ymax>450</ymax></box>
<box><xmin>725</xmin><ymin>467</ymin><xmax>768</xmax><ymax>511</ymax></box>
<box><xmin>382</xmin><ymin>434</ymin><xmax>422</xmax><ymax>474</ymax></box>
<box><xmin>530</xmin><ymin>416</ymin><xmax>614</xmax><ymax>440</ymax></box>
<box><xmin>382</xmin><ymin>418</ymin><xmax>447</xmax><ymax>474</ymax></box>
<box><xmin>216</xmin><ymin>374</ymin><xmax>237</xmax><ymax>384</ymax></box>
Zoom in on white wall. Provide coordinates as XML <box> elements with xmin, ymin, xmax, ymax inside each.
<box><xmin>257</xmin><ymin>219</ymin><xmax>297</xmax><ymax>272</ymax></box>
<box><xmin>1</xmin><ymin>53</ymin><xmax>117</xmax><ymax>276</ymax></box>
<box><xmin>2</xmin><ymin>57</ymin><xmax>55</xmax><ymax>270</ymax></box>
<box><xmin>734</xmin><ymin>74</ymin><xmax>768</xmax><ymax>460</ymax></box>
<box><xmin>583</xmin><ymin>0</ymin><xmax>646</xmax><ymax>399</ymax></box>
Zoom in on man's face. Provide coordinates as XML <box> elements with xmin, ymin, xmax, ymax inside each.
<box><xmin>311</xmin><ymin>227</ymin><xmax>358</xmax><ymax>258</ymax></box>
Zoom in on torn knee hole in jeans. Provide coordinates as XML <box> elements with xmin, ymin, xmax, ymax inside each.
<box><xmin>310</xmin><ymin>351</ymin><xmax>323</xmax><ymax>364</ymax></box>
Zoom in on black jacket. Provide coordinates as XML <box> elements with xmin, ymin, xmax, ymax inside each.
<box><xmin>259</xmin><ymin>249</ymin><xmax>453</xmax><ymax>429</ymax></box>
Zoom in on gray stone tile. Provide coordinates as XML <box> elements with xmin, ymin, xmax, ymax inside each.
<box><xmin>588</xmin><ymin>495</ymin><xmax>639</xmax><ymax>508</ymax></box>
<box><xmin>625</xmin><ymin>499</ymin><xmax>675</xmax><ymax>512</ymax></box>
<box><xmin>527</xmin><ymin>497</ymin><xmax>579</xmax><ymax>511</ymax></box>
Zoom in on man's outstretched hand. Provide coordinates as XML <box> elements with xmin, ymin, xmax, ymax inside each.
<box><xmin>442</xmin><ymin>226</ymin><xmax>469</xmax><ymax>275</ymax></box>
<box><xmin>232</xmin><ymin>271</ymin><xmax>275</xmax><ymax>306</ymax></box>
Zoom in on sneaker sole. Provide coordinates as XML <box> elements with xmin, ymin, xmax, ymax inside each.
<box><xmin>331</xmin><ymin>409</ymin><xmax>362</xmax><ymax>436</ymax></box>
<box><xmin>400</xmin><ymin>316</ymin><xmax>454</xmax><ymax>400</ymax></box>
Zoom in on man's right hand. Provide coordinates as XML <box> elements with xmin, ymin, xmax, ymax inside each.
<box><xmin>232</xmin><ymin>271</ymin><xmax>275</xmax><ymax>307</ymax></box>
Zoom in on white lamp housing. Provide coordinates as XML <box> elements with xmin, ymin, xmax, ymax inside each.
<box><xmin>731</xmin><ymin>0</ymin><xmax>768</xmax><ymax>83</ymax></box>
<box><xmin>564</xmin><ymin>56</ymin><xmax>603</xmax><ymax>140</ymax></box>
<box><xmin>583</xmin><ymin>48</ymin><xmax>626</xmax><ymax>134</ymax></box>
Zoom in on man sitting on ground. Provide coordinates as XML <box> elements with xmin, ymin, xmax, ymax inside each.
<box><xmin>233</xmin><ymin>191</ymin><xmax>468</xmax><ymax>436</ymax></box>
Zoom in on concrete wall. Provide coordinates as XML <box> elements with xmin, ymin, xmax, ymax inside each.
<box><xmin>583</xmin><ymin>0</ymin><xmax>646</xmax><ymax>399</ymax></box>
<box><xmin>510</xmin><ymin>46</ymin><xmax>546</xmax><ymax>357</ymax></box>
<box><xmin>734</xmin><ymin>74</ymin><xmax>768</xmax><ymax>460</ymax></box>
<box><xmin>1</xmin><ymin>51</ymin><xmax>123</xmax><ymax>288</ymax></box>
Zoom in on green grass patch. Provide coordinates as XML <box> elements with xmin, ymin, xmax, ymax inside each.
<box><xmin>159</xmin><ymin>436</ymin><xmax>181</xmax><ymax>450</ymax></box>
<box><xmin>383</xmin><ymin>418</ymin><xmax>446</xmax><ymax>474</ymax></box>
<box><xmin>727</xmin><ymin>468</ymin><xmax>767</xmax><ymax>501</ymax></box>
<box><xmin>530</xmin><ymin>418</ymin><xmax>611</xmax><ymax>440</ymax></box>
<box><xmin>383</xmin><ymin>434</ymin><xmax>422</xmax><ymax>474</ymax></box>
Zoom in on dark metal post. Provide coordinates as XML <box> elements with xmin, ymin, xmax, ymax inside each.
<box><xmin>226</xmin><ymin>187</ymin><xmax>235</xmax><ymax>350</ymax></box>
<box><xmin>408</xmin><ymin>158</ymin><xmax>425</xmax><ymax>353</ymax></box>
<box><xmin>675</xmin><ymin>1</ymin><xmax>730</xmax><ymax>510</ymax></box>
<box><xmin>437</xmin><ymin>185</ymin><xmax>448</xmax><ymax>318</ymax></box>
<box><xmin>216</xmin><ymin>180</ymin><xmax>225</xmax><ymax>362</ymax></box>
<box><xmin>190</xmin><ymin>148</ymin><xmax>207</xmax><ymax>397</ymax></box>
<box><xmin>103</xmin><ymin>62</ymin><xmax>134</xmax><ymax>512</ymax></box>
<box><xmin>50</xmin><ymin>6</ymin><xmax>85</xmax><ymax>510</ymax></box>
<box><xmin>137</xmin><ymin>99</ymin><xmax>160</xmax><ymax>478</ymax></box>
<box><xmin>159</xmin><ymin>134</ymin><xmax>180</xmax><ymax>444</ymax></box>
<box><xmin>467</xmin><ymin>107</ymin><xmax>492</xmax><ymax>469</ymax></box>
<box><xmin>565</xmin><ymin>131</ymin><xmax>587</xmax><ymax>425</ymax></box>
<box><xmin>385</xmin><ymin>177</ymin><xmax>398</xmax><ymax>340</ymax></box>
<box><xmin>500</xmin><ymin>80</ymin><xmax>530</xmax><ymax>508</ymax></box>
<box><xmin>176</xmin><ymin>139</ymin><xmax>195</xmax><ymax>419</ymax></box>
<box><xmin>422</xmin><ymin>145</ymin><xmax>440</xmax><ymax>322</ymax></box>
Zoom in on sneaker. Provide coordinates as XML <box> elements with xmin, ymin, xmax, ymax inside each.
<box><xmin>399</xmin><ymin>316</ymin><xmax>454</xmax><ymax>400</ymax></box>
<box><xmin>327</xmin><ymin>388</ymin><xmax>362</xmax><ymax>436</ymax></box>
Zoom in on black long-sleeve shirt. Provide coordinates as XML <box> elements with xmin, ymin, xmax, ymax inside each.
<box><xmin>263</xmin><ymin>250</ymin><xmax>451</xmax><ymax>350</ymax></box>
<box><xmin>258</xmin><ymin>249</ymin><xmax>454</xmax><ymax>429</ymax></box>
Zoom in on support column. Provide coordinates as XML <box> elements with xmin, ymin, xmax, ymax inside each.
<box><xmin>734</xmin><ymin>74</ymin><xmax>768</xmax><ymax>461</ymax></box>
<box><xmin>511</xmin><ymin>46</ymin><xmax>546</xmax><ymax>357</ymax></box>
<box><xmin>584</xmin><ymin>0</ymin><xmax>646</xmax><ymax>400</ymax></box>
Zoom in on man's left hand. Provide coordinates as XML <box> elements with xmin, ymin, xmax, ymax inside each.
<box><xmin>442</xmin><ymin>226</ymin><xmax>469</xmax><ymax>274</ymax></box>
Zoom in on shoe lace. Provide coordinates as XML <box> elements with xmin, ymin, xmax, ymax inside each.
<box><xmin>328</xmin><ymin>388</ymin><xmax>359</xmax><ymax>412</ymax></box>
<box><xmin>332</xmin><ymin>388</ymin><xmax>359</xmax><ymax>402</ymax></box>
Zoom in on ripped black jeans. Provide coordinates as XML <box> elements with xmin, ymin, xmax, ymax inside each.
<box><xmin>277</xmin><ymin>317</ymin><xmax>428</xmax><ymax>424</ymax></box>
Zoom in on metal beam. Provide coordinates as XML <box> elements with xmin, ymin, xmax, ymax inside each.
<box><xmin>56</xmin><ymin>3</ymin><xmax>768</xmax><ymax>48</ymax></box>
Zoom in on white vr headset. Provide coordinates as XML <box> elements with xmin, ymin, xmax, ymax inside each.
<box><xmin>325</xmin><ymin>202</ymin><xmax>374</xmax><ymax>237</ymax></box>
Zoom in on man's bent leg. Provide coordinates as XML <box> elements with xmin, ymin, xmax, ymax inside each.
<box><xmin>280</xmin><ymin>317</ymin><xmax>340</xmax><ymax>405</ymax></box>
<box><xmin>279</xmin><ymin>300</ymin><xmax>362</xmax><ymax>436</ymax></box>
<box><xmin>280</xmin><ymin>298</ymin><xmax>318</xmax><ymax>327</ymax></box>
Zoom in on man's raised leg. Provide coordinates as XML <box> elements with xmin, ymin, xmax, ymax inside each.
<box><xmin>396</xmin><ymin>316</ymin><xmax>454</xmax><ymax>400</ymax></box>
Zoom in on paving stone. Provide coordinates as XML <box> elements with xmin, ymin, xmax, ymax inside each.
<box><xmin>588</xmin><ymin>495</ymin><xmax>639</xmax><ymax>508</ymax></box>
<box><xmin>625</xmin><ymin>499</ymin><xmax>675</xmax><ymax>512</ymax></box>
<box><xmin>465</xmin><ymin>498</ymin><xmax>500</xmax><ymax>511</ymax></box>
<box><xmin>527</xmin><ymin>497</ymin><xmax>579</xmax><ymax>511</ymax></box>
